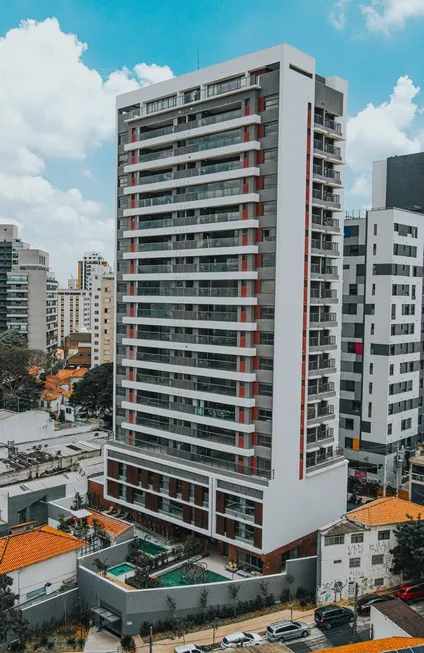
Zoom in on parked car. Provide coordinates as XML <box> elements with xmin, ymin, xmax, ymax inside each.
<box><xmin>266</xmin><ymin>620</ymin><xmax>310</xmax><ymax>642</ymax></box>
<box><xmin>356</xmin><ymin>594</ymin><xmax>395</xmax><ymax>615</ymax></box>
<box><xmin>221</xmin><ymin>633</ymin><xmax>264</xmax><ymax>648</ymax></box>
<box><xmin>315</xmin><ymin>605</ymin><xmax>354</xmax><ymax>630</ymax></box>
<box><xmin>396</xmin><ymin>581</ymin><xmax>424</xmax><ymax>604</ymax></box>
<box><xmin>175</xmin><ymin>646</ymin><xmax>211</xmax><ymax>653</ymax></box>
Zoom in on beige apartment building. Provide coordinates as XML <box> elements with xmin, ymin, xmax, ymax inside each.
<box><xmin>91</xmin><ymin>272</ymin><xmax>114</xmax><ymax>367</ymax></box>
<box><xmin>58</xmin><ymin>283</ymin><xmax>90</xmax><ymax>347</ymax></box>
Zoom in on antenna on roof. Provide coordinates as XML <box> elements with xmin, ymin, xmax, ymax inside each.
<box><xmin>197</xmin><ymin>50</ymin><xmax>200</xmax><ymax>70</ymax></box>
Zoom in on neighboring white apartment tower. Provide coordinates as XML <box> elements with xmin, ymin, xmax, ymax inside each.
<box><xmin>77</xmin><ymin>252</ymin><xmax>110</xmax><ymax>290</ymax></box>
<box><xmin>341</xmin><ymin>207</ymin><xmax>424</xmax><ymax>487</ymax></box>
<box><xmin>91</xmin><ymin>272</ymin><xmax>114</xmax><ymax>367</ymax></box>
<box><xmin>107</xmin><ymin>44</ymin><xmax>348</xmax><ymax>573</ymax></box>
<box><xmin>7</xmin><ymin>248</ymin><xmax>58</xmax><ymax>353</ymax></box>
<box><xmin>58</xmin><ymin>286</ymin><xmax>90</xmax><ymax>346</ymax></box>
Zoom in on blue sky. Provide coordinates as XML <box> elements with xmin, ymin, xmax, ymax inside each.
<box><xmin>0</xmin><ymin>0</ymin><xmax>424</xmax><ymax>283</ymax></box>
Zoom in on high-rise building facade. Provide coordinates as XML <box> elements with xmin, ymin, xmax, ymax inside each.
<box><xmin>58</xmin><ymin>286</ymin><xmax>90</xmax><ymax>346</ymax></box>
<box><xmin>91</xmin><ymin>272</ymin><xmax>114</xmax><ymax>367</ymax></box>
<box><xmin>7</xmin><ymin>248</ymin><xmax>58</xmax><ymax>353</ymax></box>
<box><xmin>340</xmin><ymin>158</ymin><xmax>424</xmax><ymax>488</ymax></box>
<box><xmin>77</xmin><ymin>252</ymin><xmax>110</xmax><ymax>290</ymax></box>
<box><xmin>0</xmin><ymin>225</ymin><xmax>22</xmax><ymax>332</ymax></box>
<box><xmin>107</xmin><ymin>44</ymin><xmax>347</xmax><ymax>573</ymax></box>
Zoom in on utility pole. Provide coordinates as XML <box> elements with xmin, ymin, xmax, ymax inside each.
<box><xmin>149</xmin><ymin>626</ymin><xmax>153</xmax><ymax>653</ymax></box>
<box><xmin>352</xmin><ymin>582</ymin><xmax>358</xmax><ymax>643</ymax></box>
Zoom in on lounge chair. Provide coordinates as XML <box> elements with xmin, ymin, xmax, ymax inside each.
<box><xmin>114</xmin><ymin>508</ymin><xmax>122</xmax><ymax>517</ymax></box>
<box><xmin>105</xmin><ymin>506</ymin><xmax>114</xmax><ymax>515</ymax></box>
<box><xmin>121</xmin><ymin>512</ymin><xmax>129</xmax><ymax>520</ymax></box>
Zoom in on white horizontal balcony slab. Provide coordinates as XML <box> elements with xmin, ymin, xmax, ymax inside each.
<box><xmin>123</xmin><ymin>295</ymin><xmax>257</xmax><ymax>306</ymax></box>
<box><xmin>123</xmin><ymin>219</ymin><xmax>259</xmax><ymax>240</ymax></box>
<box><xmin>123</xmin><ymin>193</ymin><xmax>260</xmax><ymax>218</ymax></box>
<box><xmin>123</xmin><ymin>271</ymin><xmax>258</xmax><ymax>282</ymax></box>
<box><xmin>123</xmin><ymin>379</ymin><xmax>255</xmax><ymax>408</ymax></box>
<box><xmin>122</xmin><ymin>358</ymin><xmax>256</xmax><ymax>382</ymax></box>
<box><xmin>122</xmin><ymin>400</ymin><xmax>255</xmax><ymax>433</ymax></box>
<box><xmin>124</xmin><ymin>141</ymin><xmax>261</xmax><ymax>173</ymax></box>
<box><xmin>124</xmin><ymin>115</ymin><xmax>261</xmax><ymax>151</ymax></box>
<box><xmin>121</xmin><ymin>421</ymin><xmax>253</xmax><ymax>457</ymax></box>
<box><xmin>125</xmin><ymin>167</ymin><xmax>260</xmax><ymax>195</ymax></box>
<box><xmin>123</xmin><ymin>316</ymin><xmax>256</xmax><ymax>331</ymax></box>
<box><xmin>122</xmin><ymin>337</ymin><xmax>256</xmax><ymax>356</ymax></box>
<box><xmin>123</xmin><ymin>244</ymin><xmax>258</xmax><ymax>260</ymax></box>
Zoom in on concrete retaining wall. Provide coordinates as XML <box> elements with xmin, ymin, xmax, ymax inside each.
<box><xmin>21</xmin><ymin>588</ymin><xmax>79</xmax><ymax>627</ymax></box>
<box><xmin>78</xmin><ymin>542</ymin><xmax>316</xmax><ymax>635</ymax></box>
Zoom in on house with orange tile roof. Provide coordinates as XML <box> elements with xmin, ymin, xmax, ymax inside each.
<box><xmin>0</xmin><ymin>525</ymin><xmax>86</xmax><ymax>605</ymax></box>
<box><xmin>318</xmin><ymin>637</ymin><xmax>424</xmax><ymax>653</ymax></box>
<box><xmin>317</xmin><ymin>497</ymin><xmax>424</xmax><ymax>605</ymax></box>
<box><xmin>40</xmin><ymin>366</ymin><xmax>88</xmax><ymax>420</ymax></box>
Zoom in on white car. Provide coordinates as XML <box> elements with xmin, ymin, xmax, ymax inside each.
<box><xmin>221</xmin><ymin>633</ymin><xmax>264</xmax><ymax>649</ymax></box>
<box><xmin>175</xmin><ymin>646</ymin><xmax>210</xmax><ymax>653</ymax></box>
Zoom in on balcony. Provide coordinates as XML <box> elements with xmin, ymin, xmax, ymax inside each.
<box><xmin>307</xmin><ymin>427</ymin><xmax>334</xmax><ymax>446</ymax></box>
<box><xmin>313</xmin><ymin>140</ymin><xmax>342</xmax><ymax>161</ymax></box>
<box><xmin>136</xmin><ymin>235</ymin><xmax>242</xmax><ymax>253</ymax></box>
<box><xmin>136</xmin><ymin>187</ymin><xmax>242</xmax><ymax>210</ymax></box>
<box><xmin>312</xmin><ymin>165</ymin><xmax>342</xmax><ymax>186</ymax></box>
<box><xmin>308</xmin><ymin>382</ymin><xmax>336</xmax><ymax>402</ymax></box>
<box><xmin>309</xmin><ymin>335</ymin><xmax>337</xmax><ymax>352</ymax></box>
<box><xmin>136</xmin><ymin>286</ymin><xmax>240</xmax><ymax>298</ymax></box>
<box><xmin>136</xmin><ymin>307</ymin><xmax>241</xmax><ymax>323</ymax></box>
<box><xmin>314</xmin><ymin>114</ymin><xmax>343</xmax><ymax>139</ymax></box>
<box><xmin>311</xmin><ymin>239</ymin><xmax>340</xmax><ymax>257</ymax></box>
<box><xmin>312</xmin><ymin>190</ymin><xmax>342</xmax><ymax>210</ymax></box>
<box><xmin>306</xmin><ymin>447</ymin><xmax>344</xmax><ymax>473</ymax></box>
<box><xmin>310</xmin><ymin>263</ymin><xmax>339</xmax><ymax>280</ymax></box>
<box><xmin>136</xmin><ymin>261</ymin><xmax>240</xmax><ymax>275</ymax></box>
<box><xmin>137</xmin><ymin>134</ymin><xmax>243</xmax><ymax>164</ymax></box>
<box><xmin>137</xmin><ymin>160</ymin><xmax>243</xmax><ymax>186</ymax></box>
<box><xmin>133</xmin><ymin>415</ymin><xmax>237</xmax><ymax>447</ymax></box>
<box><xmin>137</xmin><ymin>109</ymin><xmax>243</xmax><ymax>141</ymax></box>
<box><xmin>309</xmin><ymin>288</ymin><xmax>338</xmax><ymax>305</ymax></box>
<box><xmin>125</xmin><ymin>435</ymin><xmax>271</xmax><ymax>480</ymax></box>
<box><xmin>308</xmin><ymin>358</ymin><xmax>336</xmax><ymax>374</ymax></box>
<box><xmin>311</xmin><ymin>213</ymin><xmax>340</xmax><ymax>234</ymax></box>
<box><xmin>136</xmin><ymin>350</ymin><xmax>237</xmax><ymax>371</ymax></box>
<box><xmin>134</xmin><ymin>373</ymin><xmax>237</xmax><ymax>397</ymax></box>
<box><xmin>134</xmin><ymin>394</ymin><xmax>236</xmax><ymax>422</ymax></box>
<box><xmin>307</xmin><ymin>404</ymin><xmax>335</xmax><ymax>424</ymax></box>
<box><xmin>133</xmin><ymin>330</ymin><xmax>237</xmax><ymax>347</ymax></box>
<box><xmin>130</xmin><ymin>211</ymin><xmax>241</xmax><ymax>232</ymax></box>
<box><xmin>309</xmin><ymin>312</ymin><xmax>337</xmax><ymax>328</ymax></box>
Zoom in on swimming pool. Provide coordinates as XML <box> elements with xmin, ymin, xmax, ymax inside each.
<box><xmin>138</xmin><ymin>539</ymin><xmax>166</xmax><ymax>556</ymax></box>
<box><xmin>159</xmin><ymin>567</ymin><xmax>227</xmax><ymax>587</ymax></box>
<box><xmin>108</xmin><ymin>563</ymin><xmax>134</xmax><ymax>576</ymax></box>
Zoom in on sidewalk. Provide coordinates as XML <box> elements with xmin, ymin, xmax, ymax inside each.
<box><xmin>142</xmin><ymin>606</ymin><xmax>315</xmax><ymax>653</ymax></box>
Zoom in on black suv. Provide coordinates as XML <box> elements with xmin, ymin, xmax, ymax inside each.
<box><xmin>315</xmin><ymin>606</ymin><xmax>354</xmax><ymax>630</ymax></box>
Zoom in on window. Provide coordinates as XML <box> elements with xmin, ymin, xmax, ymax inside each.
<box><xmin>351</xmin><ymin>533</ymin><xmax>364</xmax><ymax>544</ymax></box>
<box><xmin>378</xmin><ymin>530</ymin><xmax>390</xmax><ymax>541</ymax></box>
<box><xmin>373</xmin><ymin>224</ymin><xmax>378</xmax><ymax>236</ymax></box>
<box><xmin>258</xmin><ymin>409</ymin><xmax>272</xmax><ymax>422</ymax></box>
<box><xmin>369</xmin><ymin>363</ymin><xmax>373</xmax><ymax>375</ymax></box>
<box><xmin>263</xmin><ymin>148</ymin><xmax>278</xmax><ymax>162</ymax></box>
<box><xmin>345</xmin><ymin>418</ymin><xmax>354</xmax><ymax>430</ymax></box>
<box><xmin>389</xmin><ymin>364</ymin><xmax>394</xmax><ymax>376</ymax></box>
<box><xmin>372</xmin><ymin>284</ymin><xmax>376</xmax><ymax>296</ymax></box>
<box><xmin>387</xmin><ymin>423</ymin><xmax>392</xmax><ymax>435</ymax></box>
<box><xmin>349</xmin><ymin>284</ymin><xmax>358</xmax><ymax>296</ymax></box>
<box><xmin>260</xmin><ymin>332</ymin><xmax>274</xmax><ymax>345</ymax></box>
<box><xmin>391</xmin><ymin>304</ymin><xmax>396</xmax><ymax>319</ymax></box>
<box><xmin>264</xmin><ymin>94</ymin><xmax>279</xmax><ymax>109</ymax></box>
<box><xmin>373</xmin><ymin>243</ymin><xmax>377</xmax><ymax>255</ymax></box>
<box><xmin>261</xmin><ymin>307</ymin><xmax>275</xmax><ymax>320</ymax></box>
<box><xmin>263</xmin><ymin>175</ymin><xmax>277</xmax><ymax>189</ymax></box>
<box><xmin>369</xmin><ymin>383</ymin><xmax>373</xmax><ymax>395</ymax></box>
<box><xmin>264</xmin><ymin>121</ymin><xmax>278</xmax><ymax>135</ymax></box>
<box><xmin>259</xmin><ymin>383</ymin><xmax>273</xmax><ymax>397</ymax></box>
<box><xmin>375</xmin><ymin>578</ymin><xmax>384</xmax><ymax>587</ymax></box>
<box><xmin>370</xmin><ymin>323</ymin><xmax>374</xmax><ymax>335</ymax></box>
<box><xmin>324</xmin><ymin>535</ymin><xmax>345</xmax><ymax>546</ymax></box>
<box><xmin>262</xmin><ymin>228</ymin><xmax>276</xmax><ymax>242</ymax></box>
<box><xmin>260</xmin><ymin>358</ymin><xmax>274</xmax><ymax>371</ymax></box>
<box><xmin>349</xmin><ymin>558</ymin><xmax>361</xmax><ymax>568</ymax></box>
<box><xmin>368</xmin><ymin>402</ymin><xmax>372</xmax><ymax>418</ymax></box>
<box><xmin>401</xmin><ymin>418</ymin><xmax>412</xmax><ymax>431</ymax></box>
<box><xmin>257</xmin><ymin>433</ymin><xmax>272</xmax><ymax>447</ymax></box>
<box><xmin>372</xmin><ymin>554</ymin><xmax>384</xmax><ymax>565</ymax></box>
<box><xmin>261</xmin><ymin>254</ymin><xmax>275</xmax><ymax>267</ymax></box>
<box><xmin>26</xmin><ymin>587</ymin><xmax>46</xmax><ymax>600</ymax></box>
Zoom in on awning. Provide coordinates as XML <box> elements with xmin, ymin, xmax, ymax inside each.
<box><xmin>91</xmin><ymin>607</ymin><xmax>121</xmax><ymax>623</ymax></box>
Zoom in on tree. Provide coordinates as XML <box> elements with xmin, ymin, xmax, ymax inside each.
<box><xmin>228</xmin><ymin>583</ymin><xmax>241</xmax><ymax>616</ymax></box>
<box><xmin>165</xmin><ymin>595</ymin><xmax>177</xmax><ymax>622</ymax></box>
<box><xmin>391</xmin><ymin>515</ymin><xmax>424</xmax><ymax>580</ymax></box>
<box><xmin>93</xmin><ymin>557</ymin><xmax>109</xmax><ymax>577</ymax></box>
<box><xmin>58</xmin><ymin>513</ymin><xmax>71</xmax><ymax>533</ymax></box>
<box><xmin>71</xmin><ymin>492</ymin><xmax>85</xmax><ymax>511</ymax></box>
<box><xmin>120</xmin><ymin>635</ymin><xmax>135</xmax><ymax>652</ymax></box>
<box><xmin>5</xmin><ymin>374</ymin><xmax>41</xmax><ymax>412</ymax></box>
<box><xmin>0</xmin><ymin>330</ymin><xmax>27</xmax><ymax>350</ymax></box>
<box><xmin>0</xmin><ymin>345</ymin><xmax>46</xmax><ymax>409</ymax></box>
<box><xmin>70</xmin><ymin>363</ymin><xmax>113</xmax><ymax>423</ymax></box>
<box><xmin>199</xmin><ymin>588</ymin><xmax>208</xmax><ymax>622</ymax></box>
<box><xmin>0</xmin><ymin>573</ymin><xmax>29</xmax><ymax>645</ymax></box>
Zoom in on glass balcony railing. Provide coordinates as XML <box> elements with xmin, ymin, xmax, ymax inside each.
<box><xmin>311</xmin><ymin>239</ymin><xmax>339</xmax><ymax>254</ymax></box>
<box><xmin>309</xmin><ymin>312</ymin><xmax>337</xmax><ymax>325</ymax></box>
<box><xmin>308</xmin><ymin>358</ymin><xmax>336</xmax><ymax>371</ymax></box>
<box><xmin>136</xmin><ymin>235</ymin><xmax>240</xmax><ymax>252</ymax></box>
<box><xmin>136</xmin><ymin>350</ymin><xmax>237</xmax><ymax>371</ymax></box>
<box><xmin>134</xmin><ymin>330</ymin><xmax>237</xmax><ymax>347</ymax></box>
<box><xmin>134</xmin><ymin>394</ymin><xmax>236</xmax><ymax>421</ymax></box>
<box><xmin>307</xmin><ymin>427</ymin><xmax>334</xmax><ymax>444</ymax></box>
<box><xmin>136</xmin><ymin>186</ymin><xmax>242</xmax><ymax>209</ymax></box>
<box><xmin>138</xmin><ymin>134</ymin><xmax>243</xmax><ymax>164</ymax></box>
<box><xmin>311</xmin><ymin>214</ymin><xmax>340</xmax><ymax>230</ymax></box>
<box><xmin>309</xmin><ymin>336</ymin><xmax>336</xmax><ymax>348</ymax></box>
<box><xmin>308</xmin><ymin>382</ymin><xmax>335</xmax><ymax>396</ymax></box>
<box><xmin>137</xmin><ymin>109</ymin><xmax>244</xmax><ymax>142</ymax></box>
<box><xmin>137</xmin><ymin>261</ymin><xmax>240</xmax><ymax>275</ymax></box>
<box><xmin>310</xmin><ymin>263</ymin><xmax>338</xmax><ymax>276</ymax></box>
<box><xmin>136</xmin><ymin>308</ymin><xmax>240</xmax><ymax>322</ymax></box>
<box><xmin>135</xmin><ymin>373</ymin><xmax>237</xmax><ymax>397</ymax></box>
<box><xmin>136</xmin><ymin>286</ymin><xmax>240</xmax><ymax>297</ymax></box>
<box><xmin>138</xmin><ymin>160</ymin><xmax>243</xmax><ymax>185</ymax></box>
<box><xmin>310</xmin><ymin>288</ymin><xmax>338</xmax><ymax>301</ymax></box>
<box><xmin>134</xmin><ymin>211</ymin><xmax>240</xmax><ymax>231</ymax></box>
<box><xmin>307</xmin><ymin>405</ymin><xmax>335</xmax><ymax>421</ymax></box>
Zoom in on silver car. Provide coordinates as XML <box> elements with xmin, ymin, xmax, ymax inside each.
<box><xmin>266</xmin><ymin>620</ymin><xmax>310</xmax><ymax>642</ymax></box>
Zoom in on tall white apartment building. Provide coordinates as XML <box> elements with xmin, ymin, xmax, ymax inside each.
<box><xmin>91</xmin><ymin>272</ymin><xmax>114</xmax><ymax>367</ymax></box>
<box><xmin>7</xmin><ymin>248</ymin><xmax>58</xmax><ymax>353</ymax></box>
<box><xmin>77</xmin><ymin>252</ymin><xmax>110</xmax><ymax>291</ymax></box>
<box><xmin>107</xmin><ymin>44</ymin><xmax>347</xmax><ymax>573</ymax></box>
<box><xmin>58</xmin><ymin>286</ymin><xmax>90</xmax><ymax>346</ymax></box>
<box><xmin>341</xmin><ymin>162</ymin><xmax>424</xmax><ymax>488</ymax></box>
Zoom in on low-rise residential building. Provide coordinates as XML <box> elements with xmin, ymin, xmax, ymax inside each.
<box><xmin>318</xmin><ymin>639</ymin><xmax>424</xmax><ymax>653</ymax></box>
<box><xmin>65</xmin><ymin>331</ymin><xmax>92</xmax><ymax>367</ymax></box>
<box><xmin>408</xmin><ymin>443</ymin><xmax>424</xmax><ymax>505</ymax></box>
<box><xmin>40</xmin><ymin>367</ymin><xmax>87</xmax><ymax>420</ymax></box>
<box><xmin>0</xmin><ymin>525</ymin><xmax>85</xmax><ymax>604</ymax></box>
<box><xmin>371</xmin><ymin>598</ymin><xmax>424</xmax><ymax>640</ymax></box>
<box><xmin>317</xmin><ymin>496</ymin><xmax>424</xmax><ymax>604</ymax></box>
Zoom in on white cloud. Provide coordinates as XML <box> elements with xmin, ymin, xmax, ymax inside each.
<box><xmin>82</xmin><ymin>168</ymin><xmax>93</xmax><ymax>178</ymax></box>
<box><xmin>0</xmin><ymin>17</ymin><xmax>174</xmax><ymax>283</ymax></box>
<box><xmin>360</xmin><ymin>0</ymin><xmax>424</xmax><ymax>34</ymax></box>
<box><xmin>329</xmin><ymin>0</ymin><xmax>350</xmax><ymax>29</ymax></box>
<box><xmin>347</xmin><ymin>76</ymin><xmax>423</xmax><ymax>205</ymax></box>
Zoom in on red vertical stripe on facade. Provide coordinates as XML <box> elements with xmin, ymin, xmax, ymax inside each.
<box><xmin>258</xmin><ymin>97</ymin><xmax>265</xmax><ymax>112</ymax></box>
<box><xmin>242</xmin><ymin>207</ymin><xmax>248</xmax><ymax>220</ymax></box>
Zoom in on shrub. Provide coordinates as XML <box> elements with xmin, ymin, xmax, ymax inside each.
<box><xmin>295</xmin><ymin>586</ymin><xmax>309</xmax><ymax>600</ymax></box>
<box><xmin>46</xmin><ymin>642</ymin><xmax>55</xmax><ymax>650</ymax></box>
<box><xmin>265</xmin><ymin>593</ymin><xmax>275</xmax><ymax>607</ymax></box>
<box><xmin>66</xmin><ymin>637</ymin><xmax>76</xmax><ymax>649</ymax></box>
<box><xmin>280</xmin><ymin>588</ymin><xmax>290</xmax><ymax>603</ymax></box>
